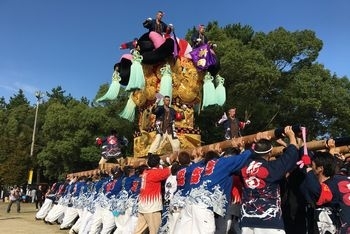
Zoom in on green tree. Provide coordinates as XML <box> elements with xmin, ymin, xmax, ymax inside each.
<box><xmin>0</xmin><ymin>93</ymin><xmax>32</xmax><ymax>185</ymax></box>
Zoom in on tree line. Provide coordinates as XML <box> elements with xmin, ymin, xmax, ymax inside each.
<box><xmin>0</xmin><ymin>22</ymin><xmax>349</xmax><ymax>186</ymax></box>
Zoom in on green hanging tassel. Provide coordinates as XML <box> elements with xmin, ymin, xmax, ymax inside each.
<box><xmin>119</xmin><ymin>93</ymin><xmax>136</xmax><ymax>122</ymax></box>
<box><xmin>96</xmin><ymin>71</ymin><xmax>121</xmax><ymax>102</ymax></box>
<box><xmin>125</xmin><ymin>50</ymin><xmax>145</xmax><ymax>92</ymax></box>
<box><xmin>158</xmin><ymin>63</ymin><xmax>173</xmax><ymax>105</ymax></box>
<box><xmin>202</xmin><ymin>72</ymin><xmax>216</xmax><ymax>110</ymax></box>
<box><xmin>215</xmin><ymin>74</ymin><xmax>226</xmax><ymax>106</ymax></box>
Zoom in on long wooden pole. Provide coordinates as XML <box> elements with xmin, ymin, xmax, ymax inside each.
<box><xmin>68</xmin><ymin>126</ymin><xmax>350</xmax><ymax>177</ymax></box>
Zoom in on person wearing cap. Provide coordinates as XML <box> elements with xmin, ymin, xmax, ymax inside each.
<box><xmin>217</xmin><ymin>108</ymin><xmax>251</xmax><ymax>139</ymax></box>
<box><xmin>143</xmin><ymin>10</ymin><xmax>172</xmax><ymax>36</ymax></box>
<box><xmin>191</xmin><ymin>24</ymin><xmax>209</xmax><ymax>48</ymax></box>
<box><xmin>239</xmin><ymin>126</ymin><xmax>299</xmax><ymax>234</ymax></box>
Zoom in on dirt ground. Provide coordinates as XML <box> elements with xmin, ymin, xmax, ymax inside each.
<box><xmin>0</xmin><ymin>201</ymin><xmax>67</xmax><ymax>234</ymax></box>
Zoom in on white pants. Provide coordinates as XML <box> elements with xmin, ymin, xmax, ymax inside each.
<box><xmin>69</xmin><ymin>208</ymin><xmax>84</xmax><ymax>232</ymax></box>
<box><xmin>60</xmin><ymin>206</ymin><xmax>79</xmax><ymax>229</ymax></box>
<box><xmin>174</xmin><ymin>202</ymin><xmax>215</xmax><ymax>234</ymax></box>
<box><xmin>45</xmin><ymin>204</ymin><xmax>66</xmax><ymax>223</ymax></box>
<box><xmin>168</xmin><ymin>211</ymin><xmax>181</xmax><ymax>234</ymax></box>
<box><xmin>241</xmin><ymin>227</ymin><xmax>285</xmax><ymax>234</ymax></box>
<box><xmin>114</xmin><ymin>207</ymin><xmax>132</xmax><ymax>234</ymax></box>
<box><xmin>122</xmin><ymin>215</ymin><xmax>138</xmax><ymax>234</ymax></box>
<box><xmin>35</xmin><ymin>198</ymin><xmax>53</xmax><ymax>219</ymax></box>
<box><xmin>101</xmin><ymin>207</ymin><xmax>116</xmax><ymax>234</ymax></box>
<box><xmin>89</xmin><ymin>205</ymin><xmax>103</xmax><ymax>234</ymax></box>
<box><xmin>148</xmin><ymin>132</ymin><xmax>180</xmax><ymax>154</ymax></box>
<box><xmin>78</xmin><ymin>209</ymin><xmax>94</xmax><ymax>234</ymax></box>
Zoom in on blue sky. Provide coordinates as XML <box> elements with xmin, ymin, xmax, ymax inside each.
<box><xmin>0</xmin><ymin>0</ymin><xmax>349</xmax><ymax>104</ymax></box>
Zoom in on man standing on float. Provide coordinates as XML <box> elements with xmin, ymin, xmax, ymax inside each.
<box><xmin>148</xmin><ymin>95</ymin><xmax>180</xmax><ymax>155</ymax></box>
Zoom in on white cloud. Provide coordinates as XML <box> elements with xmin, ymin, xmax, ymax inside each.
<box><xmin>0</xmin><ymin>84</ymin><xmax>17</xmax><ymax>93</ymax></box>
<box><xmin>13</xmin><ymin>81</ymin><xmax>40</xmax><ymax>95</ymax></box>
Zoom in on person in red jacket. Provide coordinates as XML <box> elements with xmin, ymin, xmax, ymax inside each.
<box><xmin>135</xmin><ymin>154</ymin><xmax>171</xmax><ymax>234</ymax></box>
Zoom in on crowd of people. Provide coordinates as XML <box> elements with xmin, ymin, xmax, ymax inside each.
<box><xmin>4</xmin><ymin>184</ymin><xmax>46</xmax><ymax>213</ymax></box>
<box><xmin>31</xmin><ymin>126</ymin><xmax>350</xmax><ymax>234</ymax></box>
<box><xmin>5</xmin><ymin>10</ymin><xmax>350</xmax><ymax>234</ymax></box>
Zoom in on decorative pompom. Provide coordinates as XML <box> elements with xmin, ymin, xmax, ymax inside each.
<box><xmin>301</xmin><ymin>154</ymin><xmax>311</xmax><ymax>166</ymax></box>
<box><xmin>175</xmin><ymin>112</ymin><xmax>183</xmax><ymax>121</ymax></box>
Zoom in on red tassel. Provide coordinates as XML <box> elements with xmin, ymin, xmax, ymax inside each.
<box><xmin>301</xmin><ymin>154</ymin><xmax>311</xmax><ymax>166</ymax></box>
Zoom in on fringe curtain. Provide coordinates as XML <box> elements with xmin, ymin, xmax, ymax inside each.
<box><xmin>125</xmin><ymin>50</ymin><xmax>145</xmax><ymax>92</ymax></box>
<box><xmin>96</xmin><ymin>71</ymin><xmax>121</xmax><ymax>102</ymax></box>
<box><xmin>215</xmin><ymin>74</ymin><xmax>226</xmax><ymax>106</ymax></box>
<box><xmin>158</xmin><ymin>63</ymin><xmax>173</xmax><ymax>105</ymax></box>
<box><xmin>119</xmin><ymin>93</ymin><xmax>136</xmax><ymax>122</ymax></box>
<box><xmin>202</xmin><ymin>72</ymin><xmax>216</xmax><ymax>110</ymax></box>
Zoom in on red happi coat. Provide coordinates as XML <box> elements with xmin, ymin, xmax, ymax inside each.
<box><xmin>138</xmin><ymin>167</ymin><xmax>170</xmax><ymax>213</ymax></box>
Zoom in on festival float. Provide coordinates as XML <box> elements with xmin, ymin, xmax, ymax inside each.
<box><xmin>96</xmin><ymin>27</ymin><xmax>222</xmax><ymax>160</ymax></box>
<box><xmin>68</xmin><ymin>25</ymin><xmax>350</xmax><ymax>176</ymax></box>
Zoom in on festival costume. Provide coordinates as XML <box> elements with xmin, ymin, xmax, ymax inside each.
<box><xmin>301</xmin><ymin>173</ymin><xmax>350</xmax><ymax>234</ymax></box>
<box><xmin>112</xmin><ymin>174</ymin><xmax>139</xmax><ymax>234</ymax></box>
<box><xmin>68</xmin><ymin>181</ymin><xmax>92</xmax><ymax>233</ymax></box>
<box><xmin>239</xmin><ymin>144</ymin><xmax>299</xmax><ymax>232</ymax></box>
<box><xmin>100</xmin><ymin>177</ymin><xmax>124</xmax><ymax>234</ymax></box>
<box><xmin>222</xmin><ymin>117</ymin><xmax>246</xmax><ymax>139</ymax></box>
<box><xmin>159</xmin><ymin>174</ymin><xmax>178</xmax><ymax>234</ymax></box>
<box><xmin>35</xmin><ymin>182</ymin><xmax>63</xmax><ymax>219</ymax></box>
<box><xmin>174</xmin><ymin>150</ymin><xmax>252</xmax><ymax>234</ymax></box>
<box><xmin>135</xmin><ymin>167</ymin><xmax>170</xmax><ymax>234</ymax></box>
<box><xmin>36</xmin><ymin>198</ymin><xmax>53</xmax><ymax>219</ymax></box>
<box><xmin>143</xmin><ymin>18</ymin><xmax>170</xmax><ymax>35</ymax></box>
<box><xmin>89</xmin><ymin>177</ymin><xmax>113</xmax><ymax>234</ymax></box>
<box><xmin>190</xmin><ymin>31</ymin><xmax>208</xmax><ymax>48</ymax></box>
<box><xmin>45</xmin><ymin>181</ymin><xmax>76</xmax><ymax>224</ymax></box>
<box><xmin>171</xmin><ymin>161</ymin><xmax>206</xmax><ymax>234</ymax></box>
<box><xmin>121</xmin><ymin>175</ymin><xmax>142</xmax><ymax>234</ymax></box>
<box><xmin>78</xmin><ymin>179</ymin><xmax>106</xmax><ymax>234</ymax></box>
<box><xmin>148</xmin><ymin>105</ymin><xmax>180</xmax><ymax>154</ymax></box>
<box><xmin>60</xmin><ymin>180</ymin><xmax>88</xmax><ymax>229</ymax></box>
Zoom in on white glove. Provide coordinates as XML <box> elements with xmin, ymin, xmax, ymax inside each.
<box><xmin>196</xmin><ymin>38</ymin><xmax>202</xmax><ymax>42</ymax></box>
<box><xmin>160</xmin><ymin>159</ymin><xmax>165</xmax><ymax>165</ymax></box>
<box><xmin>218</xmin><ymin>112</ymin><xmax>227</xmax><ymax>124</ymax></box>
<box><xmin>245</xmin><ymin>120</ymin><xmax>251</xmax><ymax>125</ymax></box>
